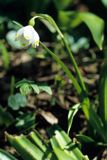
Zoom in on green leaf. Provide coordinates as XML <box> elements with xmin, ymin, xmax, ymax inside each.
<box><xmin>12</xmin><ymin>21</ymin><xmax>23</xmax><ymax>28</ymax></box>
<box><xmin>31</xmin><ymin>84</ymin><xmax>40</xmax><ymax>94</ymax></box>
<box><xmin>99</xmin><ymin>60</ymin><xmax>107</xmax><ymax>132</ymax></box>
<box><xmin>15</xmin><ymin>93</ymin><xmax>27</xmax><ymax>107</ymax></box>
<box><xmin>101</xmin><ymin>0</ymin><xmax>107</xmax><ymax>7</ymax></box>
<box><xmin>20</xmin><ymin>83</ymin><xmax>32</xmax><ymax>95</ymax></box>
<box><xmin>6</xmin><ymin>134</ymin><xmax>44</xmax><ymax>160</ymax></box>
<box><xmin>28</xmin><ymin>131</ymin><xmax>47</xmax><ymax>152</ymax></box>
<box><xmin>0</xmin><ymin>42</ymin><xmax>10</xmax><ymax>69</ymax></box>
<box><xmin>51</xmin><ymin>143</ymin><xmax>75</xmax><ymax>160</ymax></box>
<box><xmin>16</xmin><ymin>79</ymin><xmax>34</xmax><ymax>88</ymax></box>
<box><xmin>16</xmin><ymin>79</ymin><xmax>52</xmax><ymax>95</ymax></box>
<box><xmin>6</xmin><ymin>30</ymin><xmax>22</xmax><ymax>49</ymax></box>
<box><xmin>50</xmin><ymin>127</ymin><xmax>89</xmax><ymax>160</ymax></box>
<box><xmin>83</xmin><ymin>103</ymin><xmax>106</xmax><ymax>142</ymax></box>
<box><xmin>0</xmin><ymin>106</ymin><xmax>14</xmax><ymax>127</ymax></box>
<box><xmin>8</xmin><ymin>93</ymin><xmax>27</xmax><ymax>110</ymax></box>
<box><xmin>39</xmin><ymin>84</ymin><xmax>52</xmax><ymax>95</ymax></box>
<box><xmin>59</xmin><ymin>11</ymin><xmax>104</xmax><ymax>49</ymax></box>
<box><xmin>16</xmin><ymin>79</ymin><xmax>33</xmax><ymax>95</ymax></box>
<box><xmin>76</xmin><ymin>134</ymin><xmax>95</xmax><ymax>144</ymax></box>
<box><xmin>15</xmin><ymin>113</ymin><xmax>35</xmax><ymax>132</ymax></box>
<box><xmin>6</xmin><ymin>126</ymin><xmax>89</xmax><ymax>160</ymax></box>
<box><xmin>53</xmin><ymin>0</ymin><xmax>73</xmax><ymax>10</ymax></box>
<box><xmin>0</xmin><ymin>149</ymin><xmax>18</xmax><ymax>160</ymax></box>
<box><xmin>67</xmin><ymin>103</ymin><xmax>81</xmax><ymax>135</ymax></box>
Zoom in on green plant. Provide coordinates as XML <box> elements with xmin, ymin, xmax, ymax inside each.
<box><xmin>0</xmin><ymin>41</ymin><xmax>10</xmax><ymax>69</ymax></box>
<box><xmin>16</xmin><ymin>79</ymin><xmax>52</xmax><ymax>96</ymax></box>
<box><xmin>3</xmin><ymin>10</ymin><xmax>106</xmax><ymax>159</ymax></box>
<box><xmin>8</xmin><ymin>93</ymin><xmax>27</xmax><ymax>110</ymax></box>
<box><xmin>3</xmin><ymin>125</ymin><xmax>89</xmax><ymax>160</ymax></box>
<box><xmin>28</xmin><ymin>13</ymin><xmax>107</xmax><ymax>143</ymax></box>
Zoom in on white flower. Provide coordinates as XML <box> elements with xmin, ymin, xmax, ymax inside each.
<box><xmin>16</xmin><ymin>25</ymin><xmax>40</xmax><ymax>48</ymax></box>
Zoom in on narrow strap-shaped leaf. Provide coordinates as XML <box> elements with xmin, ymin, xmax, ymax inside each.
<box><xmin>0</xmin><ymin>149</ymin><xmax>18</xmax><ymax>160</ymax></box>
<box><xmin>99</xmin><ymin>60</ymin><xmax>107</xmax><ymax>137</ymax></box>
<box><xmin>6</xmin><ymin>133</ymin><xmax>46</xmax><ymax>160</ymax></box>
<box><xmin>67</xmin><ymin>103</ymin><xmax>81</xmax><ymax>135</ymax></box>
<box><xmin>53</xmin><ymin>130</ymin><xmax>85</xmax><ymax>160</ymax></box>
<box><xmin>50</xmin><ymin>137</ymin><xmax>77</xmax><ymax>160</ymax></box>
<box><xmin>76</xmin><ymin>134</ymin><xmax>95</xmax><ymax>144</ymax></box>
<box><xmin>28</xmin><ymin>131</ymin><xmax>56</xmax><ymax>160</ymax></box>
<box><xmin>28</xmin><ymin>131</ymin><xmax>47</xmax><ymax>152</ymax></box>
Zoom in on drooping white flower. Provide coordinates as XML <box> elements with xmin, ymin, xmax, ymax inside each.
<box><xmin>16</xmin><ymin>25</ymin><xmax>40</xmax><ymax>48</ymax></box>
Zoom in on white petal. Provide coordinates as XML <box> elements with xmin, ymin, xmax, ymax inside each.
<box><xmin>23</xmin><ymin>26</ymin><xmax>34</xmax><ymax>40</ymax></box>
<box><xmin>16</xmin><ymin>25</ymin><xmax>40</xmax><ymax>48</ymax></box>
<box><xmin>31</xmin><ymin>30</ymin><xmax>40</xmax><ymax>48</ymax></box>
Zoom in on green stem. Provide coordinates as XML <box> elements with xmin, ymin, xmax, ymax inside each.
<box><xmin>40</xmin><ymin>41</ymin><xmax>107</xmax><ymax>142</ymax></box>
<box><xmin>29</xmin><ymin>15</ymin><xmax>86</xmax><ymax>93</ymax></box>
<box><xmin>29</xmin><ymin>14</ymin><xmax>106</xmax><ymax>142</ymax></box>
<box><xmin>40</xmin><ymin>41</ymin><xmax>81</xmax><ymax>95</ymax></box>
<box><xmin>10</xmin><ymin>76</ymin><xmax>15</xmax><ymax>95</ymax></box>
<box><xmin>62</xmin><ymin>38</ymin><xmax>87</xmax><ymax>93</ymax></box>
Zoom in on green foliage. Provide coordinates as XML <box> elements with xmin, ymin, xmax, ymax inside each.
<box><xmin>65</xmin><ymin>34</ymin><xmax>89</xmax><ymax>53</ymax></box>
<box><xmin>76</xmin><ymin>134</ymin><xmax>95</xmax><ymax>144</ymax></box>
<box><xmin>32</xmin><ymin>13</ymin><xmax>107</xmax><ymax>143</ymax></box>
<box><xmin>40</xmin><ymin>42</ymin><xmax>81</xmax><ymax>94</ymax></box>
<box><xmin>15</xmin><ymin>113</ymin><xmax>36</xmax><ymax>132</ymax></box>
<box><xmin>8</xmin><ymin>93</ymin><xmax>27</xmax><ymax>110</ymax></box>
<box><xmin>0</xmin><ymin>106</ymin><xmax>14</xmax><ymax>127</ymax></box>
<box><xmin>12</xmin><ymin>21</ymin><xmax>23</xmax><ymax>28</ymax></box>
<box><xmin>16</xmin><ymin>79</ymin><xmax>52</xmax><ymax>95</ymax></box>
<box><xmin>0</xmin><ymin>42</ymin><xmax>10</xmax><ymax>69</ymax></box>
<box><xmin>38</xmin><ymin>84</ymin><xmax>52</xmax><ymax>95</ymax></box>
<box><xmin>40</xmin><ymin>42</ymin><xmax>106</xmax><ymax>142</ymax></box>
<box><xmin>101</xmin><ymin>0</ymin><xmax>107</xmax><ymax>7</ymax></box>
<box><xmin>0</xmin><ymin>149</ymin><xmax>18</xmax><ymax>160</ymax></box>
<box><xmin>59</xmin><ymin>11</ymin><xmax>104</xmax><ymax>49</ymax></box>
<box><xmin>0</xmin><ymin>1</ymin><xmax>107</xmax><ymax>159</ymax></box>
<box><xmin>6</xmin><ymin>126</ymin><xmax>89</xmax><ymax>160</ymax></box>
<box><xmin>99</xmin><ymin>60</ymin><xmax>107</xmax><ymax>134</ymax></box>
<box><xmin>6</xmin><ymin>30</ymin><xmax>22</xmax><ymax>49</ymax></box>
<box><xmin>53</xmin><ymin>0</ymin><xmax>73</xmax><ymax>10</ymax></box>
<box><xmin>67</xmin><ymin>103</ymin><xmax>81</xmax><ymax>135</ymax></box>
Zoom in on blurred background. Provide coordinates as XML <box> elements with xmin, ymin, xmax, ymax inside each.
<box><xmin>0</xmin><ymin>0</ymin><xmax>107</xmax><ymax>39</ymax></box>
